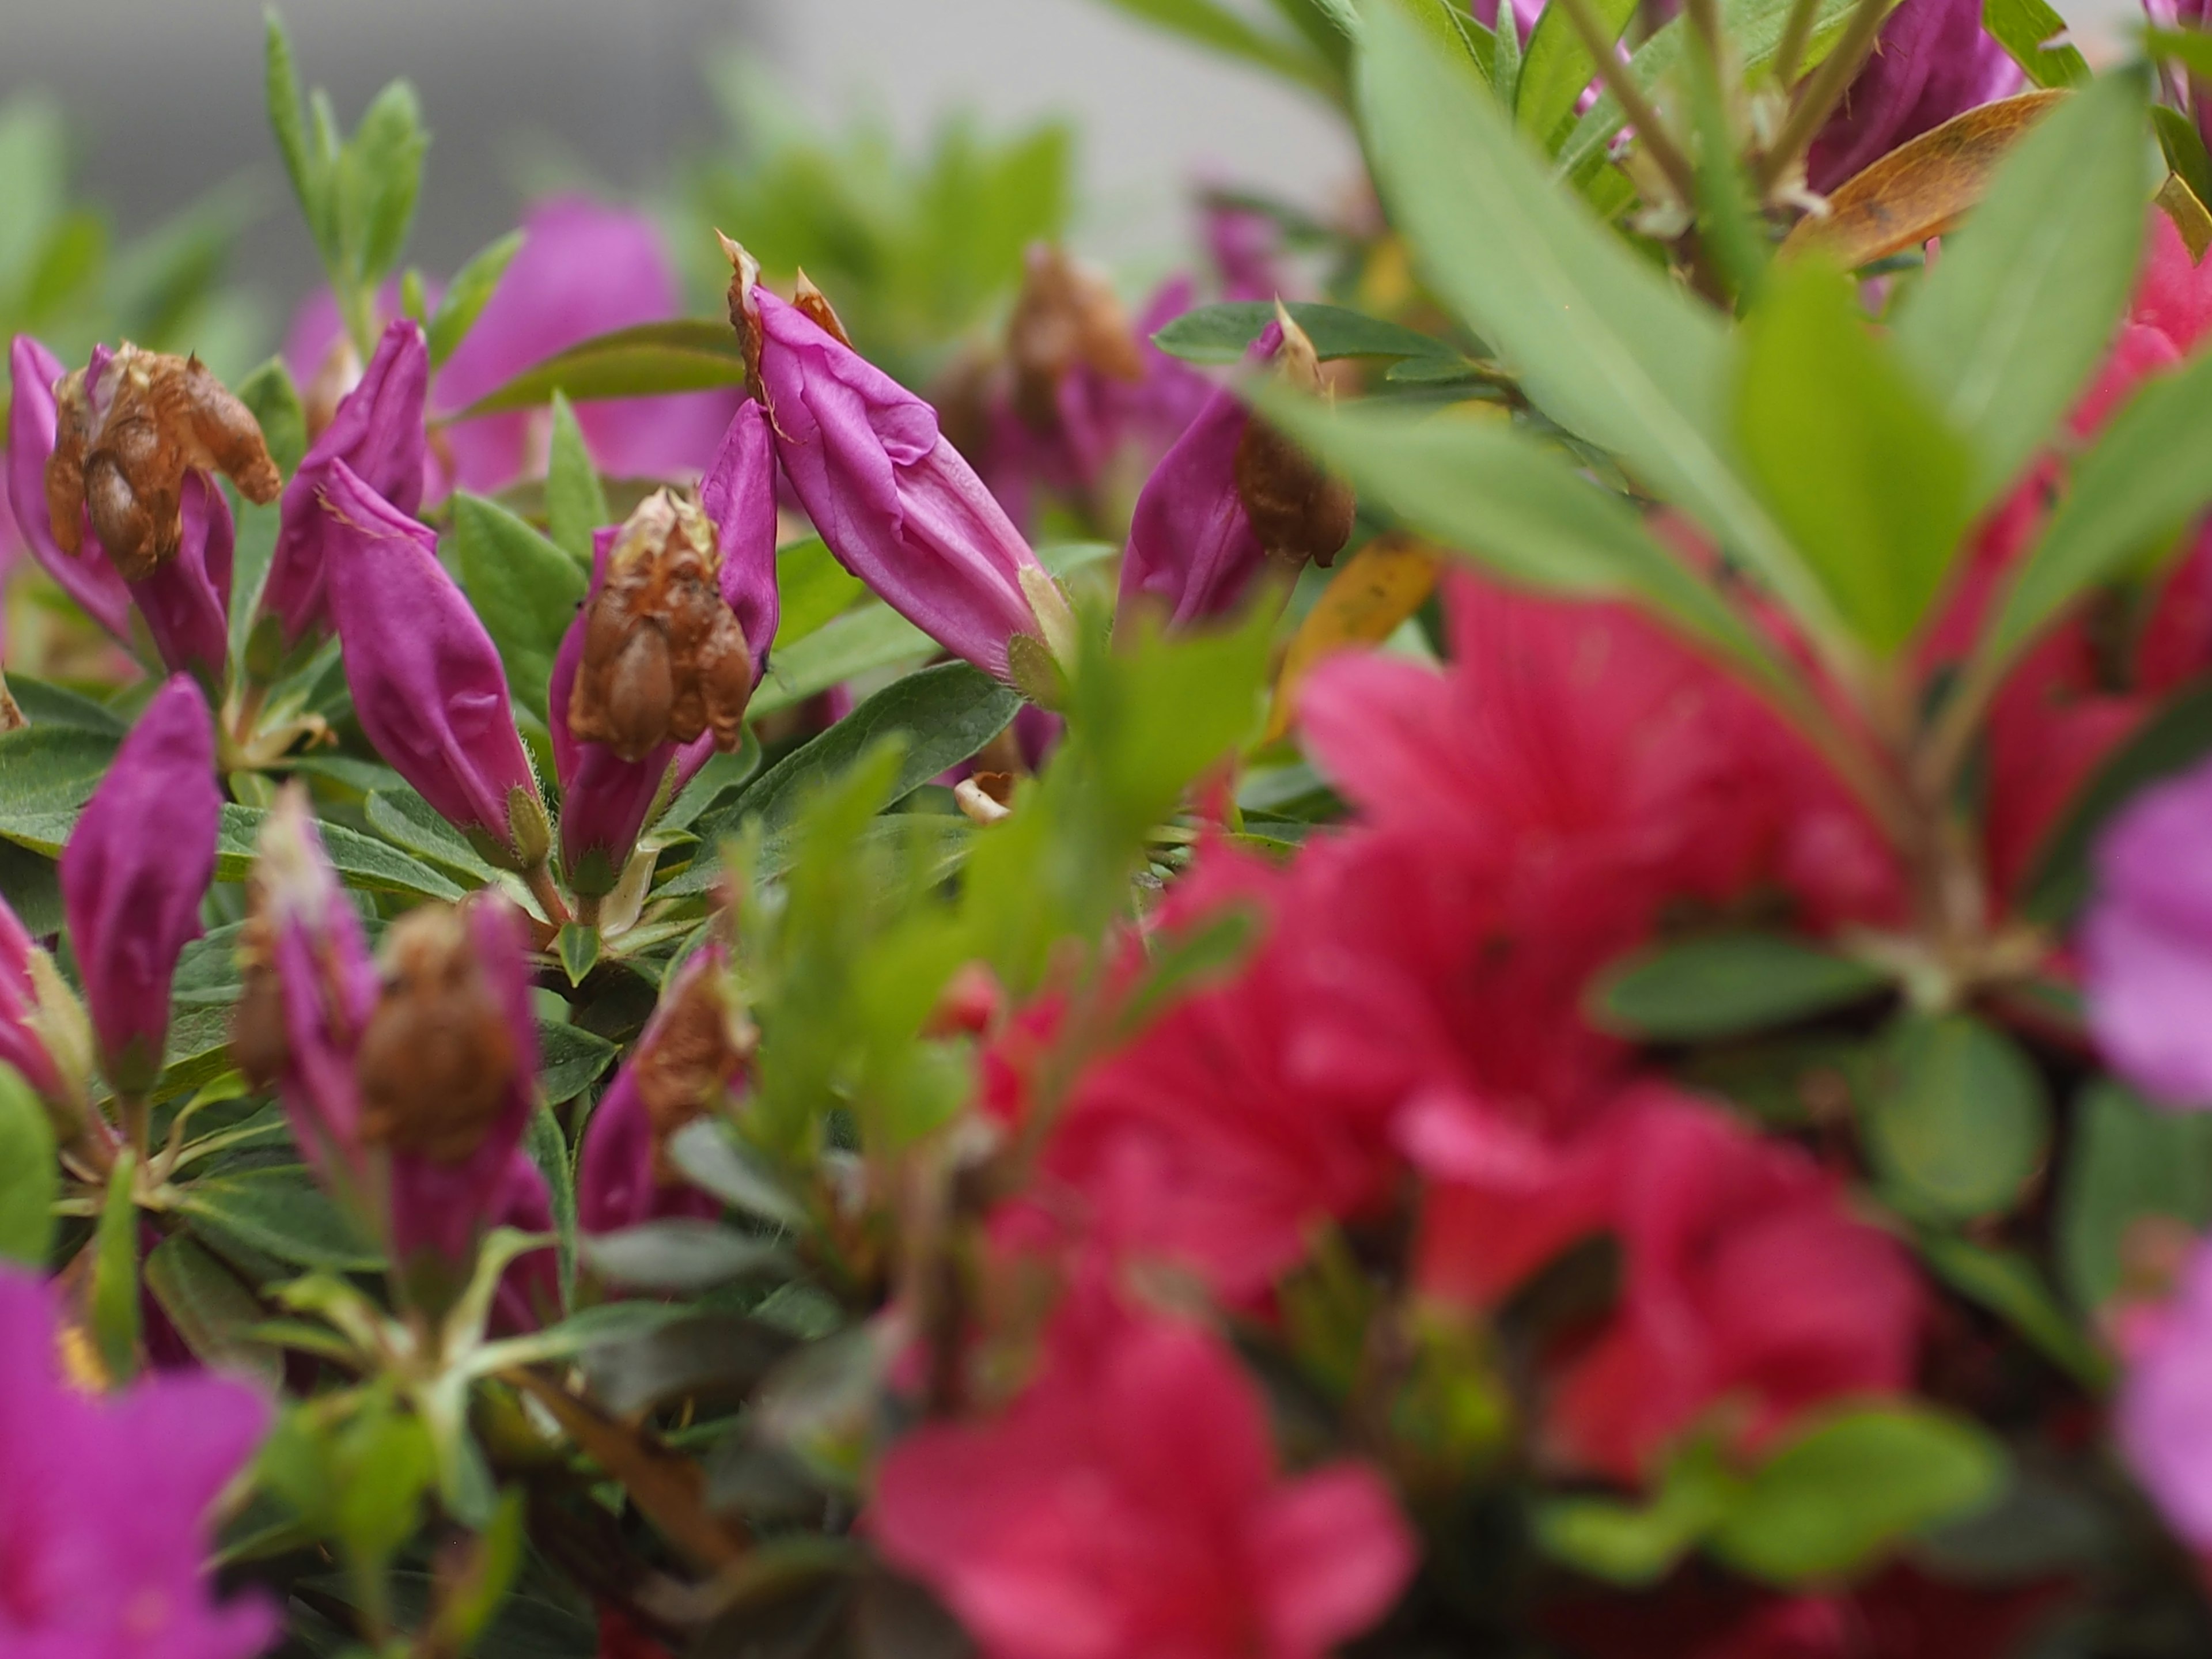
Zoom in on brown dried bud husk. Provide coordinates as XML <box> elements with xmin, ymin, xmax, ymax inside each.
<box><xmin>0</xmin><ymin>669</ymin><xmax>24</xmax><ymax>734</ymax></box>
<box><xmin>568</xmin><ymin>490</ymin><xmax>752</xmax><ymax>764</ymax></box>
<box><xmin>1006</xmin><ymin>245</ymin><xmax>1146</xmax><ymax>433</ymax></box>
<box><xmin>1234</xmin><ymin>310</ymin><xmax>1354</xmax><ymax>569</ymax></box>
<box><xmin>791</xmin><ymin>269</ymin><xmax>855</xmax><ymax>350</ymax></box>
<box><xmin>45</xmin><ymin>344</ymin><xmax>282</xmax><ymax>580</ymax></box>
<box><xmin>229</xmin><ymin>928</ymin><xmax>291</xmax><ymax>1094</ymax></box>
<box><xmin>302</xmin><ymin>335</ymin><xmax>363</xmax><ymax>444</ymax></box>
<box><xmin>717</xmin><ymin>230</ymin><xmax>767</xmax><ymax>402</ymax></box>
<box><xmin>354</xmin><ymin>907</ymin><xmax>518</xmax><ymax>1164</ymax></box>
<box><xmin>635</xmin><ymin>964</ymin><xmax>755</xmax><ymax>1181</ymax></box>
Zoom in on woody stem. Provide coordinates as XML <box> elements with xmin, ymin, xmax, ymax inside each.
<box><xmin>521</xmin><ymin>861</ymin><xmax>573</xmax><ymax>928</ymax></box>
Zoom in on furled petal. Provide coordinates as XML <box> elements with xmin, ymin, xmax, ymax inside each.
<box><xmin>127</xmin><ymin>474</ymin><xmax>234</xmax><ymax>692</ymax></box>
<box><xmin>748</xmin><ymin>282</ymin><xmax>1059</xmax><ymax>682</ymax></box>
<box><xmin>6</xmin><ymin>334</ymin><xmax>134</xmax><ymax>641</ymax></box>
<box><xmin>59</xmin><ymin>676</ymin><xmax>221</xmax><ymax>1093</ymax></box>
<box><xmin>262</xmin><ymin>318</ymin><xmax>429</xmax><ymax>654</ymax></box>
<box><xmin>321</xmin><ymin>458</ymin><xmax>548</xmax><ymax>869</ymax></box>
<box><xmin>698</xmin><ymin>397</ymin><xmax>781</xmax><ymax>685</ymax></box>
<box><xmin>1805</xmin><ymin>0</ymin><xmax>2024</xmax><ymax>193</ymax></box>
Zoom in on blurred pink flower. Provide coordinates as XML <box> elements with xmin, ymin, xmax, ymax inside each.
<box><xmin>2118</xmin><ymin>1232</ymin><xmax>2212</xmax><ymax>1546</ymax></box>
<box><xmin>0</xmin><ymin>1263</ymin><xmax>275</xmax><ymax>1658</ymax></box>
<box><xmin>285</xmin><ymin>197</ymin><xmax>741</xmax><ymax>499</ymax></box>
<box><xmin>1804</xmin><ymin>0</ymin><xmax>2022</xmax><ymax>194</ymax></box>
<box><xmin>873</xmin><ymin>1278</ymin><xmax>1415</xmax><ymax>1659</ymax></box>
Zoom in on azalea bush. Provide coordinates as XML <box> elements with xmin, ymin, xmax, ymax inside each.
<box><xmin>20</xmin><ymin>0</ymin><xmax>2212</xmax><ymax>1653</ymax></box>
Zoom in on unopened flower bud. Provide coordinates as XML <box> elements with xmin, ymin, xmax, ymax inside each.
<box><xmin>60</xmin><ymin>676</ymin><xmax>221</xmax><ymax>1095</ymax></box>
<box><xmin>356</xmin><ymin>905</ymin><xmax>520</xmax><ymax>1163</ymax></box>
<box><xmin>320</xmin><ymin>457</ymin><xmax>549</xmax><ymax>870</ymax></box>
<box><xmin>1006</xmin><ymin>245</ymin><xmax>1145</xmax><ymax>435</ymax></box>
<box><xmin>127</xmin><ymin>474</ymin><xmax>234</xmax><ymax>692</ymax></box>
<box><xmin>0</xmin><ymin>892</ymin><xmax>89</xmax><ymax>1108</ymax></box>
<box><xmin>722</xmin><ymin>235</ymin><xmax>1067</xmax><ymax>685</ymax></box>
<box><xmin>8</xmin><ymin>335</ymin><xmax>133</xmax><ymax>641</ymax></box>
<box><xmin>237</xmin><ymin>786</ymin><xmax>378</xmax><ymax>1183</ymax></box>
<box><xmin>577</xmin><ymin>944</ymin><xmax>752</xmax><ymax>1233</ymax></box>
<box><xmin>1116</xmin><ymin>316</ymin><xmax>1351</xmax><ymax>632</ymax></box>
<box><xmin>1234</xmin><ymin>310</ymin><xmax>1355</xmax><ymax>567</ymax></box>
<box><xmin>45</xmin><ymin>344</ymin><xmax>281</xmax><ymax>581</ymax></box>
<box><xmin>568</xmin><ymin>490</ymin><xmax>752</xmax><ymax>763</ymax></box>
<box><xmin>263</xmin><ymin>320</ymin><xmax>429</xmax><ymax>656</ymax></box>
<box><xmin>376</xmin><ymin>893</ymin><xmax>543</xmax><ymax>1274</ymax></box>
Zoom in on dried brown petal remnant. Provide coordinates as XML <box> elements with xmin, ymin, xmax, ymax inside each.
<box><xmin>1006</xmin><ymin>245</ymin><xmax>1145</xmax><ymax>433</ymax></box>
<box><xmin>355</xmin><ymin>907</ymin><xmax>518</xmax><ymax>1164</ymax></box>
<box><xmin>569</xmin><ymin>490</ymin><xmax>753</xmax><ymax>763</ymax></box>
<box><xmin>635</xmin><ymin>963</ymin><xmax>753</xmax><ymax>1180</ymax></box>
<box><xmin>1235</xmin><ymin>312</ymin><xmax>1355</xmax><ymax>570</ymax></box>
<box><xmin>228</xmin><ymin>921</ymin><xmax>291</xmax><ymax>1096</ymax></box>
<box><xmin>45</xmin><ymin>344</ymin><xmax>282</xmax><ymax>579</ymax></box>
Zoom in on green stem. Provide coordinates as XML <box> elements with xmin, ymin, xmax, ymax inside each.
<box><xmin>1770</xmin><ymin>0</ymin><xmax>1825</xmax><ymax>88</ymax></box>
<box><xmin>1755</xmin><ymin>0</ymin><xmax>1891</xmax><ymax>194</ymax></box>
<box><xmin>1555</xmin><ymin>0</ymin><xmax>1702</xmax><ymax>206</ymax></box>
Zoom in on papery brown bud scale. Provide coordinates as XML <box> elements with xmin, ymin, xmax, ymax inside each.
<box><xmin>354</xmin><ymin>906</ymin><xmax>520</xmax><ymax>1164</ymax></box>
<box><xmin>1233</xmin><ymin>310</ymin><xmax>1354</xmax><ymax>569</ymax></box>
<box><xmin>1007</xmin><ymin>245</ymin><xmax>1145</xmax><ymax>433</ymax></box>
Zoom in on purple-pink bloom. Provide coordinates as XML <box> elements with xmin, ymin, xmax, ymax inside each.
<box><xmin>260</xmin><ymin>319</ymin><xmax>429</xmax><ymax>657</ymax></box>
<box><xmin>1805</xmin><ymin>0</ymin><xmax>2024</xmax><ymax>193</ymax></box>
<box><xmin>577</xmin><ymin>944</ymin><xmax>732</xmax><ymax>1236</ymax></box>
<box><xmin>0</xmin><ymin>1264</ymin><xmax>276</xmax><ymax>1658</ymax></box>
<box><xmin>1204</xmin><ymin>200</ymin><xmax>1289</xmax><ymax>304</ymax></box>
<box><xmin>2118</xmin><ymin>1233</ymin><xmax>2212</xmax><ymax>1546</ymax></box>
<box><xmin>6</xmin><ymin>334</ymin><xmax>134</xmax><ymax>642</ymax></box>
<box><xmin>127</xmin><ymin>474</ymin><xmax>233</xmax><ymax>692</ymax></box>
<box><xmin>2083</xmin><ymin>756</ymin><xmax>2212</xmax><ymax>1109</ymax></box>
<box><xmin>736</xmin><ymin>259</ymin><xmax>1067</xmax><ymax>685</ymax></box>
<box><xmin>1116</xmin><ymin>323</ymin><xmax>1283</xmax><ymax>631</ymax></box>
<box><xmin>552</xmin><ymin>401</ymin><xmax>779</xmax><ymax>893</ymax></box>
<box><xmin>284</xmin><ymin>198</ymin><xmax>741</xmax><ymax>499</ymax></box>
<box><xmin>61</xmin><ymin>675</ymin><xmax>221</xmax><ymax>1094</ymax></box>
<box><xmin>319</xmin><ymin>459</ymin><xmax>549</xmax><ymax>871</ymax></box>
<box><xmin>0</xmin><ymin>893</ymin><xmax>69</xmax><ymax>1104</ymax></box>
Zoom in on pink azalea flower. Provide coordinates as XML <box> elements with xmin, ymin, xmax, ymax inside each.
<box><xmin>2118</xmin><ymin>1232</ymin><xmax>2212</xmax><ymax>1546</ymax></box>
<box><xmin>1411</xmin><ymin>1085</ymin><xmax>1924</xmax><ymax>1480</ymax></box>
<box><xmin>285</xmin><ymin>197</ymin><xmax>742</xmax><ymax>500</ymax></box>
<box><xmin>0</xmin><ymin>1264</ymin><xmax>276</xmax><ymax>1658</ymax></box>
<box><xmin>7</xmin><ymin>335</ymin><xmax>138</xmax><ymax>643</ymax></box>
<box><xmin>1804</xmin><ymin>0</ymin><xmax>2022</xmax><ymax>193</ymax></box>
<box><xmin>873</xmin><ymin>1278</ymin><xmax>1415</xmax><ymax>1659</ymax></box>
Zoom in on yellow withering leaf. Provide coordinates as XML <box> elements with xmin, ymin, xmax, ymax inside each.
<box><xmin>1782</xmin><ymin>90</ymin><xmax>2068</xmax><ymax>270</ymax></box>
<box><xmin>1266</xmin><ymin>533</ymin><xmax>1442</xmax><ymax>742</ymax></box>
<box><xmin>2158</xmin><ymin>172</ymin><xmax>2212</xmax><ymax>262</ymax></box>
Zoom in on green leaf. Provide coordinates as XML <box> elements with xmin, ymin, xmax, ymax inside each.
<box><xmin>363</xmin><ymin>789</ymin><xmax>501</xmax><ymax>886</ymax></box>
<box><xmin>0</xmin><ymin>1065</ymin><xmax>56</xmax><ymax>1267</ymax></box>
<box><xmin>91</xmin><ymin>1151</ymin><xmax>141</xmax><ymax>1382</ymax></box>
<box><xmin>1595</xmin><ymin>934</ymin><xmax>1889</xmax><ymax>1041</ymax></box>
<box><xmin>1518</xmin><ymin>0</ymin><xmax>1637</xmax><ymax>147</ymax></box>
<box><xmin>1864</xmin><ymin>1013</ymin><xmax>2051</xmax><ymax>1223</ymax></box>
<box><xmin>1918</xmin><ymin>1233</ymin><xmax>2109</xmax><ymax>1387</ymax></box>
<box><xmin>462</xmin><ymin>1300</ymin><xmax>692</xmax><ymax>1376</ymax></box>
<box><xmin>2023</xmin><ymin>679</ymin><xmax>2212</xmax><ymax>925</ymax></box>
<box><xmin>0</xmin><ymin>725</ymin><xmax>121</xmax><ymax>815</ymax></box>
<box><xmin>1711</xmin><ymin>1406</ymin><xmax>2005</xmax><ymax>1584</ymax></box>
<box><xmin>179</xmin><ymin>1169</ymin><xmax>382</xmax><ymax>1271</ymax></box>
<box><xmin>449</xmin><ymin>492</ymin><xmax>588</xmax><ymax>724</ymax></box>
<box><xmin>544</xmin><ymin>392</ymin><xmax>610</xmax><ymax>567</ymax></box>
<box><xmin>524</xmin><ymin>1103</ymin><xmax>577</xmax><ymax>1315</ymax></box>
<box><xmin>426</xmin><ymin>229</ymin><xmax>524</xmax><ymax>368</ymax></box>
<box><xmin>452</xmin><ymin>320</ymin><xmax>748</xmax><ymax>418</ymax></box>
<box><xmin>1980</xmin><ymin>350</ymin><xmax>2212</xmax><ymax>687</ymax></box>
<box><xmin>1537</xmin><ymin>1439</ymin><xmax>1743</xmax><ymax>1586</ymax></box>
<box><xmin>581</xmin><ymin>1221</ymin><xmax>797</xmax><ymax>1294</ymax></box>
<box><xmin>263</xmin><ymin>10</ymin><xmax>326</xmax><ymax>256</ymax></box>
<box><xmin>342</xmin><ymin>79</ymin><xmax>428</xmax><ymax>284</ymax></box>
<box><xmin>770</xmin><ymin>537</ymin><xmax>867</xmax><ymax>650</ymax></box>
<box><xmin>582</xmin><ymin>1312</ymin><xmax>800</xmax><ymax>1418</ymax></box>
<box><xmin>1983</xmin><ymin>0</ymin><xmax>2090</xmax><ymax>87</ymax></box>
<box><xmin>2147</xmin><ymin>26</ymin><xmax>2212</xmax><ymax>81</ymax></box>
<box><xmin>2157</xmin><ymin>105</ymin><xmax>2212</xmax><ymax>211</ymax></box>
<box><xmin>1892</xmin><ymin>70</ymin><xmax>2150</xmax><ymax>510</ymax></box>
<box><xmin>676</xmin><ymin>663</ymin><xmax>1020</xmax><ymax>892</ymax></box>
<box><xmin>1092</xmin><ymin>0</ymin><xmax>1345</xmax><ymax>100</ymax></box>
<box><xmin>748</xmin><ymin>603</ymin><xmax>931</xmax><ymax>719</ymax></box>
<box><xmin>1262</xmin><ymin>397</ymin><xmax>1796</xmax><ymax>700</ymax></box>
<box><xmin>1358</xmin><ymin>0</ymin><xmax>1837</xmax><ymax>645</ymax></box>
<box><xmin>2058</xmin><ymin>1077</ymin><xmax>2212</xmax><ymax>1312</ymax></box>
<box><xmin>145</xmin><ymin>1234</ymin><xmax>281</xmax><ymax>1388</ymax></box>
<box><xmin>555</xmin><ymin>923</ymin><xmax>601</xmax><ymax>988</ymax></box>
<box><xmin>1152</xmin><ymin>300</ymin><xmax>1460</xmax><ymax>365</ymax></box>
<box><xmin>235</xmin><ymin>356</ymin><xmax>309</xmax><ymax>476</ymax></box>
<box><xmin>0</xmin><ymin>676</ymin><xmax>126</xmax><ymax>735</ymax></box>
<box><xmin>538</xmin><ymin>1022</ymin><xmax>619</xmax><ymax>1106</ymax></box>
<box><xmin>1735</xmin><ymin>259</ymin><xmax>1975</xmax><ymax>652</ymax></box>
<box><xmin>0</xmin><ymin>843</ymin><xmax>59</xmax><ymax>938</ymax></box>
<box><xmin>665</xmin><ymin>1119</ymin><xmax>809</xmax><ymax>1231</ymax></box>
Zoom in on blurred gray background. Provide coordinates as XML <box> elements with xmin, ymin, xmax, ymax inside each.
<box><xmin>0</xmin><ymin>0</ymin><xmax>1360</xmax><ymax>309</ymax></box>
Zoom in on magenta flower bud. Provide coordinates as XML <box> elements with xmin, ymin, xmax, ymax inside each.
<box><xmin>60</xmin><ymin>676</ymin><xmax>221</xmax><ymax>1095</ymax></box>
<box><xmin>1805</xmin><ymin>0</ymin><xmax>2022</xmax><ymax>192</ymax></box>
<box><xmin>376</xmin><ymin>893</ymin><xmax>544</xmax><ymax>1279</ymax></box>
<box><xmin>577</xmin><ymin>944</ymin><xmax>738</xmax><ymax>1236</ymax></box>
<box><xmin>260</xmin><ymin>319</ymin><xmax>429</xmax><ymax>658</ymax></box>
<box><xmin>237</xmin><ymin>786</ymin><xmax>379</xmax><ymax>1191</ymax></box>
<box><xmin>127</xmin><ymin>474</ymin><xmax>233</xmax><ymax>692</ymax></box>
<box><xmin>320</xmin><ymin>458</ymin><xmax>550</xmax><ymax>871</ymax></box>
<box><xmin>0</xmin><ymin>893</ymin><xmax>83</xmax><ymax>1107</ymax></box>
<box><xmin>699</xmin><ymin>396</ymin><xmax>781</xmax><ymax>684</ymax></box>
<box><xmin>6</xmin><ymin>335</ymin><xmax>134</xmax><ymax>642</ymax></box>
<box><xmin>729</xmin><ymin>249</ymin><xmax>1073</xmax><ymax>686</ymax></box>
